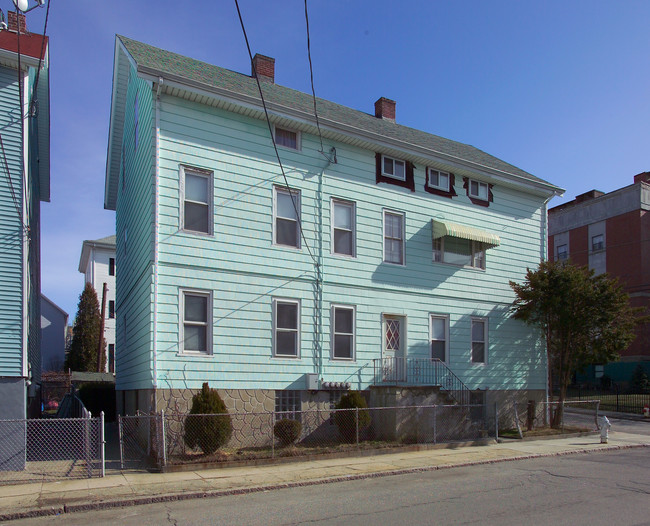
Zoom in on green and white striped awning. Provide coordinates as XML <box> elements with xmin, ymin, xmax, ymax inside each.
<box><xmin>432</xmin><ymin>220</ymin><xmax>500</xmax><ymax>248</ymax></box>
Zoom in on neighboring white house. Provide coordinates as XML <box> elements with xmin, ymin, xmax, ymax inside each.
<box><xmin>78</xmin><ymin>235</ymin><xmax>116</xmax><ymax>373</ymax></box>
<box><xmin>40</xmin><ymin>295</ymin><xmax>68</xmax><ymax>372</ymax></box>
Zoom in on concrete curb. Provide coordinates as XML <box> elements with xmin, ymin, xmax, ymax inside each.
<box><xmin>0</xmin><ymin>442</ymin><xmax>646</xmax><ymax>522</ymax></box>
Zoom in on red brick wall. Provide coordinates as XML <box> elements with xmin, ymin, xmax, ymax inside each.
<box><xmin>569</xmin><ymin>225</ymin><xmax>588</xmax><ymax>267</ymax></box>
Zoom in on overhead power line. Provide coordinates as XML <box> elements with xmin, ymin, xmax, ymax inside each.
<box><xmin>234</xmin><ymin>0</ymin><xmax>317</xmax><ymax>266</ymax></box>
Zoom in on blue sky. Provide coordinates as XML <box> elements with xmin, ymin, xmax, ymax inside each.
<box><xmin>10</xmin><ymin>0</ymin><xmax>649</xmax><ymax>318</ymax></box>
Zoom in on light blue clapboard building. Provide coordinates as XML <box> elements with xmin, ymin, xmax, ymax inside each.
<box><xmin>0</xmin><ymin>15</ymin><xmax>49</xmax><ymax>421</ymax></box>
<box><xmin>105</xmin><ymin>36</ymin><xmax>563</xmax><ymax>416</ymax></box>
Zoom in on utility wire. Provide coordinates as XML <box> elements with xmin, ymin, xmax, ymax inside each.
<box><xmin>234</xmin><ymin>0</ymin><xmax>317</xmax><ymax>266</ymax></box>
<box><xmin>303</xmin><ymin>0</ymin><xmax>324</xmax><ymax>155</ymax></box>
<box><xmin>28</xmin><ymin>0</ymin><xmax>51</xmax><ymax>117</ymax></box>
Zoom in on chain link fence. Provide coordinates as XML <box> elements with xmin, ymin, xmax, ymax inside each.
<box><xmin>0</xmin><ymin>415</ymin><xmax>104</xmax><ymax>485</ymax></box>
<box><xmin>507</xmin><ymin>399</ymin><xmax>601</xmax><ymax>438</ymax></box>
<box><xmin>118</xmin><ymin>404</ymin><xmax>489</xmax><ymax>469</ymax></box>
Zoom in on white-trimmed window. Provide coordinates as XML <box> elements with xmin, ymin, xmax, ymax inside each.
<box><xmin>428</xmin><ymin>169</ymin><xmax>450</xmax><ymax>192</ymax></box>
<box><xmin>181</xmin><ymin>166</ymin><xmax>213</xmax><ymax>235</ymax></box>
<box><xmin>109</xmin><ymin>257</ymin><xmax>115</xmax><ymax>276</ymax></box>
<box><xmin>274</xmin><ymin>126</ymin><xmax>300</xmax><ymax>150</ymax></box>
<box><xmin>274</xmin><ymin>187</ymin><xmax>301</xmax><ymax>248</ymax></box>
<box><xmin>468</xmin><ymin>179</ymin><xmax>489</xmax><ymax>201</ymax></box>
<box><xmin>381</xmin><ymin>155</ymin><xmax>406</xmax><ymax>181</ymax></box>
<box><xmin>433</xmin><ymin>237</ymin><xmax>486</xmax><ymax>269</ymax></box>
<box><xmin>180</xmin><ymin>290</ymin><xmax>212</xmax><ymax>355</ymax></box>
<box><xmin>430</xmin><ymin>314</ymin><xmax>449</xmax><ymax>362</ymax></box>
<box><xmin>332</xmin><ymin>305</ymin><xmax>355</xmax><ymax>360</ymax></box>
<box><xmin>383</xmin><ymin>210</ymin><xmax>405</xmax><ymax>265</ymax></box>
<box><xmin>332</xmin><ymin>199</ymin><xmax>355</xmax><ymax>257</ymax></box>
<box><xmin>275</xmin><ymin>390</ymin><xmax>301</xmax><ymax>422</ymax></box>
<box><xmin>592</xmin><ymin>234</ymin><xmax>604</xmax><ymax>252</ymax></box>
<box><xmin>556</xmin><ymin>244</ymin><xmax>568</xmax><ymax>260</ymax></box>
<box><xmin>471</xmin><ymin>318</ymin><xmax>487</xmax><ymax>364</ymax></box>
<box><xmin>108</xmin><ymin>300</ymin><xmax>115</xmax><ymax>319</ymax></box>
<box><xmin>273</xmin><ymin>298</ymin><xmax>300</xmax><ymax>358</ymax></box>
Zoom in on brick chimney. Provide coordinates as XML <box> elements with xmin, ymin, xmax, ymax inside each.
<box><xmin>252</xmin><ymin>54</ymin><xmax>275</xmax><ymax>83</ymax></box>
<box><xmin>375</xmin><ymin>97</ymin><xmax>396</xmax><ymax>122</ymax></box>
<box><xmin>633</xmin><ymin>171</ymin><xmax>650</xmax><ymax>184</ymax></box>
<box><xmin>7</xmin><ymin>11</ymin><xmax>27</xmax><ymax>33</ymax></box>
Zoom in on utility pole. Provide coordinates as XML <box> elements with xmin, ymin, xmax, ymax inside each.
<box><xmin>97</xmin><ymin>282</ymin><xmax>107</xmax><ymax>372</ymax></box>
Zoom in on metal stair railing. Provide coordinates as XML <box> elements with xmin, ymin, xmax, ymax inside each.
<box><xmin>373</xmin><ymin>357</ymin><xmax>471</xmax><ymax>405</ymax></box>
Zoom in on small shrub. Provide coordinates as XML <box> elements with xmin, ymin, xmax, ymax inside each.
<box><xmin>631</xmin><ymin>364</ymin><xmax>649</xmax><ymax>393</ymax></box>
<box><xmin>274</xmin><ymin>418</ymin><xmax>302</xmax><ymax>446</ymax></box>
<box><xmin>334</xmin><ymin>391</ymin><xmax>371</xmax><ymax>442</ymax></box>
<box><xmin>184</xmin><ymin>383</ymin><xmax>232</xmax><ymax>455</ymax></box>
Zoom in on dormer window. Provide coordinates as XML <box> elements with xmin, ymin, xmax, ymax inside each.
<box><xmin>428</xmin><ymin>169</ymin><xmax>450</xmax><ymax>192</ymax></box>
<box><xmin>381</xmin><ymin>155</ymin><xmax>406</xmax><ymax>181</ymax></box>
<box><xmin>275</xmin><ymin>126</ymin><xmax>300</xmax><ymax>150</ymax></box>
<box><xmin>469</xmin><ymin>179</ymin><xmax>488</xmax><ymax>201</ymax></box>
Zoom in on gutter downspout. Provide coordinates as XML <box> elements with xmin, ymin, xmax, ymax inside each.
<box><xmin>152</xmin><ymin>78</ymin><xmax>163</xmax><ymax>394</ymax></box>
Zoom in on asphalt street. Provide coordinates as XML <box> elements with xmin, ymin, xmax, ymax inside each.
<box><xmin>20</xmin><ymin>447</ymin><xmax>650</xmax><ymax>526</ymax></box>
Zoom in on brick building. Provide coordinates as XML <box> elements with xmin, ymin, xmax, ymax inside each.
<box><xmin>548</xmin><ymin>172</ymin><xmax>650</xmax><ymax>385</ymax></box>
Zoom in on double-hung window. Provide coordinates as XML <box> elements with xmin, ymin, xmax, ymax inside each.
<box><xmin>428</xmin><ymin>169</ymin><xmax>450</xmax><ymax>192</ymax></box>
<box><xmin>273</xmin><ymin>299</ymin><xmax>300</xmax><ymax>358</ymax></box>
<box><xmin>433</xmin><ymin>237</ymin><xmax>486</xmax><ymax>269</ymax></box>
<box><xmin>332</xmin><ymin>199</ymin><xmax>355</xmax><ymax>256</ymax></box>
<box><xmin>430</xmin><ymin>315</ymin><xmax>449</xmax><ymax>362</ymax></box>
<box><xmin>381</xmin><ymin>155</ymin><xmax>406</xmax><ymax>181</ymax></box>
<box><xmin>332</xmin><ymin>305</ymin><xmax>355</xmax><ymax>360</ymax></box>
<box><xmin>108</xmin><ymin>300</ymin><xmax>115</xmax><ymax>319</ymax></box>
<box><xmin>383</xmin><ymin>210</ymin><xmax>405</xmax><ymax>265</ymax></box>
<box><xmin>592</xmin><ymin>234</ymin><xmax>604</xmax><ymax>251</ymax></box>
<box><xmin>468</xmin><ymin>179</ymin><xmax>489</xmax><ymax>201</ymax></box>
<box><xmin>471</xmin><ymin>318</ymin><xmax>487</xmax><ymax>364</ymax></box>
<box><xmin>181</xmin><ymin>166</ymin><xmax>213</xmax><ymax>235</ymax></box>
<box><xmin>181</xmin><ymin>290</ymin><xmax>212</xmax><ymax>355</ymax></box>
<box><xmin>274</xmin><ymin>126</ymin><xmax>300</xmax><ymax>150</ymax></box>
<box><xmin>556</xmin><ymin>244</ymin><xmax>568</xmax><ymax>260</ymax></box>
<box><xmin>274</xmin><ymin>187</ymin><xmax>301</xmax><ymax>248</ymax></box>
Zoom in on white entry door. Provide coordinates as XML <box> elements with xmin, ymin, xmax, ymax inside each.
<box><xmin>383</xmin><ymin>315</ymin><xmax>406</xmax><ymax>381</ymax></box>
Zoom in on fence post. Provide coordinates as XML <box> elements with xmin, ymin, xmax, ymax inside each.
<box><xmin>160</xmin><ymin>410</ymin><xmax>167</xmax><ymax>468</ymax></box>
<box><xmin>271</xmin><ymin>412</ymin><xmax>275</xmax><ymax>459</ymax></box>
<box><xmin>100</xmin><ymin>411</ymin><xmax>105</xmax><ymax>478</ymax></box>
<box><xmin>433</xmin><ymin>405</ymin><xmax>437</xmax><ymax>445</ymax></box>
<box><xmin>494</xmin><ymin>402</ymin><xmax>499</xmax><ymax>442</ymax></box>
<box><xmin>86</xmin><ymin>412</ymin><xmax>92</xmax><ymax>479</ymax></box>
<box><xmin>118</xmin><ymin>415</ymin><xmax>124</xmax><ymax>470</ymax></box>
<box><xmin>356</xmin><ymin>407</ymin><xmax>360</xmax><ymax>448</ymax></box>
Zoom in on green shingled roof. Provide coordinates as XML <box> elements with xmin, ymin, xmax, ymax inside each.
<box><xmin>117</xmin><ymin>35</ymin><xmax>555</xmax><ymax>190</ymax></box>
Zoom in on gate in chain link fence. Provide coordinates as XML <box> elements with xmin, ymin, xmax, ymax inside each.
<box><xmin>0</xmin><ymin>414</ymin><xmax>104</xmax><ymax>485</ymax></box>
<box><xmin>119</xmin><ymin>404</ymin><xmax>489</xmax><ymax>470</ymax></box>
<box><xmin>509</xmin><ymin>399</ymin><xmax>601</xmax><ymax>438</ymax></box>
<box><xmin>118</xmin><ymin>413</ymin><xmax>165</xmax><ymax>470</ymax></box>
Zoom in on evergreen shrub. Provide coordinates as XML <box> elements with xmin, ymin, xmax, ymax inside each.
<box><xmin>273</xmin><ymin>418</ymin><xmax>302</xmax><ymax>446</ymax></box>
<box><xmin>334</xmin><ymin>391</ymin><xmax>371</xmax><ymax>442</ymax></box>
<box><xmin>183</xmin><ymin>383</ymin><xmax>232</xmax><ymax>455</ymax></box>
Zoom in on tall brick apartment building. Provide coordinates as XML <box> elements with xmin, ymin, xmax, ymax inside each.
<box><xmin>548</xmin><ymin>172</ymin><xmax>650</xmax><ymax>385</ymax></box>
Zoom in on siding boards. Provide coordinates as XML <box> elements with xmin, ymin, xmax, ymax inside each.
<box><xmin>114</xmin><ymin>67</ymin><xmax>155</xmax><ymax>390</ymax></box>
<box><xmin>147</xmin><ymin>92</ymin><xmax>546</xmax><ymax>391</ymax></box>
<box><xmin>0</xmin><ymin>65</ymin><xmax>24</xmax><ymax>376</ymax></box>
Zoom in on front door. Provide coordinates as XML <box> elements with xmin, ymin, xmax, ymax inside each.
<box><xmin>383</xmin><ymin>315</ymin><xmax>406</xmax><ymax>382</ymax></box>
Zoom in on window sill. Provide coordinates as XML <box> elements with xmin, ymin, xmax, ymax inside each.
<box><xmin>271</xmin><ymin>355</ymin><xmax>302</xmax><ymax>360</ymax></box>
<box><xmin>273</xmin><ymin>243</ymin><xmax>302</xmax><ymax>251</ymax></box>
<box><xmin>432</xmin><ymin>260</ymin><xmax>485</xmax><ymax>272</ymax></box>
<box><xmin>383</xmin><ymin>260</ymin><xmax>406</xmax><ymax>267</ymax></box>
<box><xmin>330</xmin><ymin>357</ymin><xmax>356</xmax><ymax>362</ymax></box>
<box><xmin>381</xmin><ymin>172</ymin><xmax>407</xmax><ymax>182</ymax></box>
<box><xmin>179</xmin><ymin>229</ymin><xmax>214</xmax><ymax>238</ymax></box>
<box><xmin>177</xmin><ymin>352</ymin><xmax>213</xmax><ymax>358</ymax></box>
<box><xmin>331</xmin><ymin>252</ymin><xmax>357</xmax><ymax>259</ymax></box>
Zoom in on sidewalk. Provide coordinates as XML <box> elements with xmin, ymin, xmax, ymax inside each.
<box><xmin>1</xmin><ymin>429</ymin><xmax>648</xmax><ymax>522</ymax></box>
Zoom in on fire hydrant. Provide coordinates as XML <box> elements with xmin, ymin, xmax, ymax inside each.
<box><xmin>600</xmin><ymin>416</ymin><xmax>611</xmax><ymax>444</ymax></box>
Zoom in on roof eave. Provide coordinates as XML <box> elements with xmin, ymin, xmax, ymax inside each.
<box><xmin>137</xmin><ymin>65</ymin><xmax>563</xmax><ymax>198</ymax></box>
